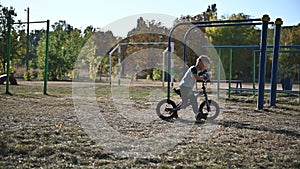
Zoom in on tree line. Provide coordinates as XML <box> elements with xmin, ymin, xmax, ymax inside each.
<box><xmin>0</xmin><ymin>3</ymin><xmax>299</xmax><ymax>82</ymax></box>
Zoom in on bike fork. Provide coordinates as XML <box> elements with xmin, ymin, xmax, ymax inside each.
<box><xmin>203</xmin><ymin>89</ymin><xmax>211</xmax><ymax>112</ymax></box>
<box><xmin>205</xmin><ymin>100</ymin><xmax>211</xmax><ymax>112</ymax></box>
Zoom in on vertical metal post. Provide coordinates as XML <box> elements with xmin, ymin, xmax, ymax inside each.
<box><xmin>270</xmin><ymin>18</ymin><xmax>283</xmax><ymax>106</ymax></box>
<box><xmin>6</xmin><ymin>14</ymin><xmax>12</xmax><ymax>95</ymax></box>
<box><xmin>252</xmin><ymin>51</ymin><xmax>256</xmax><ymax>96</ymax></box>
<box><xmin>25</xmin><ymin>7</ymin><xmax>30</xmax><ymax>71</ymax></box>
<box><xmin>171</xmin><ymin>42</ymin><xmax>174</xmax><ymax>87</ymax></box>
<box><xmin>109</xmin><ymin>44</ymin><xmax>119</xmax><ymax>85</ymax></box>
<box><xmin>109</xmin><ymin>53</ymin><xmax>112</xmax><ymax>84</ymax></box>
<box><xmin>167</xmin><ymin>38</ymin><xmax>171</xmax><ymax>100</ymax></box>
<box><xmin>298</xmin><ymin>65</ymin><xmax>300</xmax><ymax>102</ymax></box>
<box><xmin>228</xmin><ymin>48</ymin><xmax>232</xmax><ymax>98</ymax></box>
<box><xmin>117</xmin><ymin>45</ymin><xmax>121</xmax><ymax>85</ymax></box>
<box><xmin>252</xmin><ymin>51</ymin><xmax>256</xmax><ymax>90</ymax></box>
<box><xmin>44</xmin><ymin>20</ymin><xmax>50</xmax><ymax>95</ymax></box>
<box><xmin>217</xmin><ymin>48</ymin><xmax>221</xmax><ymax>99</ymax></box>
<box><xmin>162</xmin><ymin>48</ymin><xmax>168</xmax><ymax>88</ymax></box>
<box><xmin>257</xmin><ymin>15</ymin><xmax>270</xmax><ymax>109</ymax></box>
<box><xmin>183</xmin><ymin>37</ymin><xmax>187</xmax><ymax>73</ymax></box>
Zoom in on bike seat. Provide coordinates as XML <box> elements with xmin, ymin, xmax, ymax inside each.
<box><xmin>173</xmin><ymin>88</ymin><xmax>181</xmax><ymax>96</ymax></box>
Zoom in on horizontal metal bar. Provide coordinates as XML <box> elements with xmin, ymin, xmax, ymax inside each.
<box><xmin>13</xmin><ymin>20</ymin><xmax>48</xmax><ymax>25</ymax></box>
<box><xmin>194</xmin><ymin>22</ymin><xmax>262</xmax><ymax>28</ymax></box>
<box><xmin>253</xmin><ymin>50</ymin><xmax>300</xmax><ymax>53</ymax></box>
<box><xmin>277</xmin><ymin>45</ymin><xmax>300</xmax><ymax>48</ymax></box>
<box><xmin>203</xmin><ymin>45</ymin><xmax>261</xmax><ymax>49</ymax></box>
<box><xmin>219</xmin><ymin>88</ymin><xmax>300</xmax><ymax>94</ymax></box>
<box><xmin>203</xmin><ymin>45</ymin><xmax>300</xmax><ymax>49</ymax></box>
<box><xmin>119</xmin><ymin>42</ymin><xmax>171</xmax><ymax>46</ymax></box>
<box><xmin>178</xmin><ymin>18</ymin><xmax>262</xmax><ymax>27</ymax></box>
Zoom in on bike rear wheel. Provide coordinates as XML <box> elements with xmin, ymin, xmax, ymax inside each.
<box><xmin>156</xmin><ymin>99</ymin><xmax>177</xmax><ymax>120</ymax></box>
<box><xmin>199</xmin><ymin>100</ymin><xmax>219</xmax><ymax>120</ymax></box>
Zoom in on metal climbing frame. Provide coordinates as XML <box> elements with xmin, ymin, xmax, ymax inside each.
<box><xmin>167</xmin><ymin>15</ymin><xmax>278</xmax><ymax>109</ymax></box>
<box><xmin>108</xmin><ymin>42</ymin><xmax>174</xmax><ymax>85</ymax></box>
<box><xmin>5</xmin><ymin>14</ymin><xmax>50</xmax><ymax>95</ymax></box>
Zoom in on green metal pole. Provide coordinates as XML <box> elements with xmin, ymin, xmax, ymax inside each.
<box><xmin>44</xmin><ymin>20</ymin><xmax>50</xmax><ymax>95</ymax></box>
<box><xmin>228</xmin><ymin>48</ymin><xmax>232</xmax><ymax>98</ymax></box>
<box><xmin>218</xmin><ymin>48</ymin><xmax>221</xmax><ymax>99</ymax></box>
<box><xmin>6</xmin><ymin>14</ymin><xmax>12</xmax><ymax>95</ymax></box>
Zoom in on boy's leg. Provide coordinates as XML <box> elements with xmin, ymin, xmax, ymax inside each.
<box><xmin>189</xmin><ymin>91</ymin><xmax>208</xmax><ymax>121</ymax></box>
<box><xmin>189</xmin><ymin>93</ymin><xmax>198</xmax><ymax>114</ymax></box>
<box><xmin>179</xmin><ymin>86</ymin><xmax>190</xmax><ymax>108</ymax></box>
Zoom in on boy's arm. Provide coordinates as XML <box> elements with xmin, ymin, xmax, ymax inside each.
<box><xmin>192</xmin><ymin>71</ymin><xmax>210</xmax><ymax>81</ymax></box>
<box><xmin>192</xmin><ymin>74</ymin><xmax>206</xmax><ymax>81</ymax></box>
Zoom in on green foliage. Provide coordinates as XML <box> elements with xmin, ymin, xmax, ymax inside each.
<box><xmin>146</xmin><ymin>74</ymin><xmax>151</xmax><ymax>80</ymax></box>
<box><xmin>205</xmin><ymin>13</ymin><xmax>260</xmax><ymax>80</ymax></box>
<box><xmin>37</xmin><ymin>21</ymin><xmax>84</xmax><ymax>80</ymax></box>
<box><xmin>1</xmin><ymin>3</ymin><xmax>299</xmax><ymax>83</ymax></box>
<box><xmin>0</xmin><ymin>4</ymin><xmax>21</xmax><ymax>74</ymax></box>
<box><xmin>278</xmin><ymin>26</ymin><xmax>300</xmax><ymax>80</ymax></box>
<box><xmin>278</xmin><ymin>64</ymin><xmax>296</xmax><ymax>79</ymax></box>
<box><xmin>152</xmin><ymin>68</ymin><xmax>162</xmax><ymax>81</ymax></box>
<box><xmin>84</xmin><ymin>29</ymin><xmax>117</xmax><ymax>80</ymax></box>
<box><xmin>23</xmin><ymin>70</ymin><xmax>31</xmax><ymax>81</ymax></box>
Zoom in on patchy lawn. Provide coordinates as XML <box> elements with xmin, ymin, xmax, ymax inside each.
<box><xmin>0</xmin><ymin>82</ymin><xmax>299</xmax><ymax>168</ymax></box>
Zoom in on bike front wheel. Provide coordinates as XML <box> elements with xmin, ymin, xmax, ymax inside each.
<box><xmin>199</xmin><ymin>100</ymin><xmax>219</xmax><ymax>120</ymax></box>
<box><xmin>156</xmin><ymin>99</ymin><xmax>177</xmax><ymax>120</ymax></box>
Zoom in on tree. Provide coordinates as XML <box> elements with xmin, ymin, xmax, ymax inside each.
<box><xmin>0</xmin><ymin>4</ymin><xmax>18</xmax><ymax>74</ymax></box>
<box><xmin>173</xmin><ymin>4</ymin><xmax>218</xmax><ymax>67</ymax></box>
<box><xmin>122</xmin><ymin>17</ymin><xmax>170</xmax><ymax>80</ymax></box>
<box><xmin>29</xmin><ymin>30</ymin><xmax>45</xmax><ymax>69</ymax></box>
<box><xmin>93</xmin><ymin>30</ymin><xmax>117</xmax><ymax>80</ymax></box>
<box><xmin>205</xmin><ymin>13</ymin><xmax>260</xmax><ymax>81</ymax></box>
<box><xmin>278</xmin><ymin>25</ymin><xmax>300</xmax><ymax>80</ymax></box>
<box><xmin>11</xmin><ymin>28</ymin><xmax>26</xmax><ymax>72</ymax></box>
<box><xmin>75</xmin><ymin>26</ymin><xmax>118</xmax><ymax>81</ymax></box>
<box><xmin>37</xmin><ymin>21</ymin><xmax>83</xmax><ymax>80</ymax></box>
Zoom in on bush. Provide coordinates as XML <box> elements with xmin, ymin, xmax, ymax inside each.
<box><xmin>153</xmin><ymin>68</ymin><xmax>162</xmax><ymax>81</ymax></box>
<box><xmin>23</xmin><ymin>70</ymin><xmax>31</xmax><ymax>81</ymax></box>
<box><xmin>146</xmin><ymin>74</ymin><xmax>151</xmax><ymax>80</ymax></box>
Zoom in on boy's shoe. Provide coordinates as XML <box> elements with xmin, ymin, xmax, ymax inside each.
<box><xmin>195</xmin><ymin>112</ymin><xmax>208</xmax><ymax>121</ymax></box>
<box><xmin>173</xmin><ymin>88</ymin><xmax>181</xmax><ymax>96</ymax></box>
<box><xmin>173</xmin><ymin>112</ymin><xmax>178</xmax><ymax>119</ymax></box>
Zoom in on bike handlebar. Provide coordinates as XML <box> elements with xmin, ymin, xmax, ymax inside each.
<box><xmin>196</xmin><ymin>80</ymin><xmax>210</xmax><ymax>85</ymax></box>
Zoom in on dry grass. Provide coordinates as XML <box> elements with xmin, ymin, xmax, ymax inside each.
<box><xmin>0</xmin><ymin>81</ymin><xmax>299</xmax><ymax>168</ymax></box>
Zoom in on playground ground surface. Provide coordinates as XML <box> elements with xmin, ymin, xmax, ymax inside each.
<box><xmin>0</xmin><ymin>80</ymin><xmax>299</xmax><ymax>168</ymax></box>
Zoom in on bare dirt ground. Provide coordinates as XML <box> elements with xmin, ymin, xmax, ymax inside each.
<box><xmin>0</xmin><ymin>81</ymin><xmax>299</xmax><ymax>168</ymax></box>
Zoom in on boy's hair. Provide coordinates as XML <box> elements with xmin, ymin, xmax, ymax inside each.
<box><xmin>196</xmin><ymin>55</ymin><xmax>211</xmax><ymax>65</ymax></box>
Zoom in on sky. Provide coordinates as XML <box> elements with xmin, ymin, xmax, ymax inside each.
<box><xmin>1</xmin><ymin>0</ymin><xmax>300</xmax><ymax>36</ymax></box>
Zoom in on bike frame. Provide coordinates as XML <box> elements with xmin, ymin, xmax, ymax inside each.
<box><xmin>170</xmin><ymin>81</ymin><xmax>210</xmax><ymax>112</ymax></box>
<box><xmin>201</xmin><ymin>81</ymin><xmax>211</xmax><ymax>112</ymax></box>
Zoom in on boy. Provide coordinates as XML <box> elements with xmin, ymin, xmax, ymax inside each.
<box><xmin>178</xmin><ymin>55</ymin><xmax>211</xmax><ymax>121</ymax></box>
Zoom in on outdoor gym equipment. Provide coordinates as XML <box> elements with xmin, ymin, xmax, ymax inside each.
<box><xmin>198</xmin><ymin>45</ymin><xmax>300</xmax><ymax>99</ymax></box>
<box><xmin>156</xmin><ymin>80</ymin><xmax>220</xmax><ymax>121</ymax></box>
<box><xmin>4</xmin><ymin>13</ymin><xmax>50</xmax><ymax>95</ymax></box>
<box><xmin>166</xmin><ymin>17</ymin><xmax>264</xmax><ymax>101</ymax></box>
<box><xmin>165</xmin><ymin>15</ymin><xmax>286</xmax><ymax>109</ymax></box>
<box><xmin>108</xmin><ymin>42</ymin><xmax>175</xmax><ymax>86</ymax></box>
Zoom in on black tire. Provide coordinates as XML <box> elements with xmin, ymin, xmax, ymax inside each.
<box><xmin>156</xmin><ymin>99</ymin><xmax>177</xmax><ymax>120</ymax></box>
<box><xmin>199</xmin><ymin>100</ymin><xmax>219</xmax><ymax>120</ymax></box>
